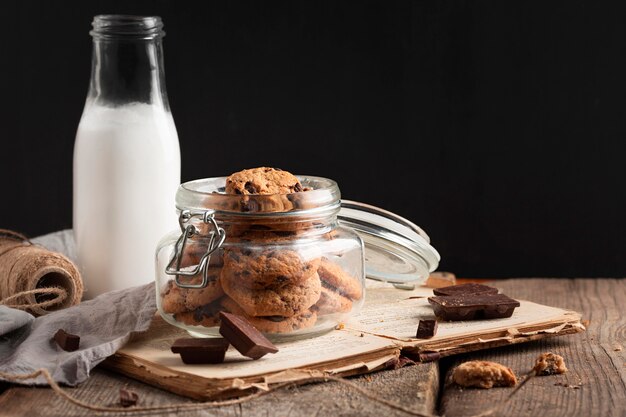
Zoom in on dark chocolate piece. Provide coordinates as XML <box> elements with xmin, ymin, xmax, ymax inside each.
<box><xmin>171</xmin><ymin>337</ymin><xmax>229</xmax><ymax>364</ymax></box>
<box><xmin>53</xmin><ymin>329</ymin><xmax>80</xmax><ymax>352</ymax></box>
<box><xmin>432</xmin><ymin>283</ymin><xmax>499</xmax><ymax>297</ymax></box>
<box><xmin>219</xmin><ymin>312</ymin><xmax>279</xmax><ymax>359</ymax></box>
<box><xmin>428</xmin><ymin>293</ymin><xmax>520</xmax><ymax>321</ymax></box>
<box><xmin>119</xmin><ymin>389</ymin><xmax>139</xmax><ymax>407</ymax></box>
<box><xmin>416</xmin><ymin>319</ymin><xmax>438</xmax><ymax>339</ymax></box>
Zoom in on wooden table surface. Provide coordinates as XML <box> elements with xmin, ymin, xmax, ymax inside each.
<box><xmin>1</xmin><ymin>278</ymin><xmax>624</xmax><ymax>417</ymax></box>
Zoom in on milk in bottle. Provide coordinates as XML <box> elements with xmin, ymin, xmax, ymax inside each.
<box><xmin>73</xmin><ymin>15</ymin><xmax>180</xmax><ymax>298</ymax></box>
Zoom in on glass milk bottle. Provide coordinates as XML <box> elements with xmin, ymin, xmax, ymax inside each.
<box><xmin>73</xmin><ymin>15</ymin><xmax>181</xmax><ymax>298</ymax></box>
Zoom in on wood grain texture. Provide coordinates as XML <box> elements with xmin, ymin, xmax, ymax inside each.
<box><xmin>439</xmin><ymin>279</ymin><xmax>626</xmax><ymax>417</ymax></box>
<box><xmin>1</xmin><ymin>278</ymin><xmax>622</xmax><ymax>417</ymax></box>
<box><xmin>0</xmin><ymin>360</ymin><xmax>438</xmax><ymax>417</ymax></box>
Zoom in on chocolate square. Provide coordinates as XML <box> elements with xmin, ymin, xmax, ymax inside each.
<box><xmin>171</xmin><ymin>337</ymin><xmax>230</xmax><ymax>364</ymax></box>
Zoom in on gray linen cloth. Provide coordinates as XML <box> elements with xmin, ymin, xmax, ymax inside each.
<box><xmin>0</xmin><ymin>230</ymin><xmax>157</xmax><ymax>386</ymax></box>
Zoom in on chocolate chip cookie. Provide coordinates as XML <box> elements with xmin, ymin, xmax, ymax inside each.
<box><xmin>174</xmin><ymin>299</ymin><xmax>223</xmax><ymax>328</ymax></box>
<box><xmin>221</xmin><ymin>271</ymin><xmax>322</xmax><ymax>317</ymax></box>
<box><xmin>221</xmin><ymin>297</ymin><xmax>318</xmax><ymax>333</ymax></box>
<box><xmin>183</xmin><ymin>268</ymin><xmax>224</xmax><ymax>310</ymax></box>
<box><xmin>225</xmin><ymin>167</ymin><xmax>303</xmax><ymax>195</ymax></box>
<box><xmin>317</xmin><ymin>258</ymin><xmax>363</xmax><ymax>300</ymax></box>
<box><xmin>452</xmin><ymin>361</ymin><xmax>517</xmax><ymax>389</ymax></box>
<box><xmin>161</xmin><ymin>280</ymin><xmax>187</xmax><ymax>314</ymax></box>
<box><xmin>222</xmin><ymin>248</ymin><xmax>320</xmax><ymax>289</ymax></box>
<box><xmin>161</xmin><ymin>267</ymin><xmax>224</xmax><ymax>314</ymax></box>
<box><xmin>312</xmin><ymin>286</ymin><xmax>353</xmax><ymax>315</ymax></box>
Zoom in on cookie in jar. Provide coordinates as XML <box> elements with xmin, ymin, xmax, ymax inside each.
<box><xmin>155</xmin><ymin>167</ymin><xmax>365</xmax><ymax>339</ymax></box>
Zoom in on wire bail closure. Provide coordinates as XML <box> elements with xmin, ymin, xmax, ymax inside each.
<box><xmin>165</xmin><ymin>210</ymin><xmax>226</xmax><ymax>289</ymax></box>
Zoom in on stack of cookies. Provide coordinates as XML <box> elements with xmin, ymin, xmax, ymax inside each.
<box><xmin>160</xmin><ymin>167</ymin><xmax>363</xmax><ymax>334</ymax></box>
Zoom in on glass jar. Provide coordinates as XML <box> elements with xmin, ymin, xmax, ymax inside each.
<box><xmin>74</xmin><ymin>15</ymin><xmax>180</xmax><ymax>299</ymax></box>
<box><xmin>155</xmin><ymin>176</ymin><xmax>365</xmax><ymax>339</ymax></box>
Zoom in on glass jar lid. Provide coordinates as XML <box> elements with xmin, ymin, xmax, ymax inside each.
<box><xmin>338</xmin><ymin>200</ymin><xmax>440</xmax><ymax>284</ymax></box>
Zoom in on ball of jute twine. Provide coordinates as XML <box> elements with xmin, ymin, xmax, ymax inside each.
<box><xmin>0</xmin><ymin>229</ymin><xmax>83</xmax><ymax>316</ymax></box>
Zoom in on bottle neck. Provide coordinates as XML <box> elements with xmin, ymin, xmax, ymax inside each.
<box><xmin>86</xmin><ymin>15</ymin><xmax>169</xmax><ymax>109</ymax></box>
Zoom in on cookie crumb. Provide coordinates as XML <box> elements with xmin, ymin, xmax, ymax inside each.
<box><xmin>452</xmin><ymin>360</ymin><xmax>517</xmax><ymax>389</ymax></box>
<box><xmin>614</xmin><ymin>345</ymin><xmax>622</xmax><ymax>352</ymax></box>
<box><xmin>425</xmin><ymin>271</ymin><xmax>457</xmax><ymax>288</ymax></box>
<box><xmin>533</xmin><ymin>352</ymin><xmax>567</xmax><ymax>376</ymax></box>
<box><xmin>335</xmin><ymin>323</ymin><xmax>345</xmax><ymax>330</ymax></box>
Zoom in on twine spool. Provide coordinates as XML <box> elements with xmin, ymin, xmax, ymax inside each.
<box><xmin>0</xmin><ymin>229</ymin><xmax>83</xmax><ymax>316</ymax></box>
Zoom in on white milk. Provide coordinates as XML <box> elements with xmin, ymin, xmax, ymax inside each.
<box><xmin>73</xmin><ymin>102</ymin><xmax>180</xmax><ymax>298</ymax></box>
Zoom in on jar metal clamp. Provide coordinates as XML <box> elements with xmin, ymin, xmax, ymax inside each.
<box><xmin>164</xmin><ymin>209</ymin><xmax>226</xmax><ymax>289</ymax></box>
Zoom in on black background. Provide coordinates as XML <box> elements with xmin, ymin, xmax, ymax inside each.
<box><xmin>2</xmin><ymin>1</ymin><xmax>626</xmax><ymax>278</ymax></box>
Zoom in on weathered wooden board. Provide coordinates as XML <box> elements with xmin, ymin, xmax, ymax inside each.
<box><xmin>0</xmin><ymin>361</ymin><xmax>438</xmax><ymax>417</ymax></box>
<box><xmin>439</xmin><ymin>279</ymin><xmax>626</xmax><ymax>417</ymax></box>
<box><xmin>1</xmin><ymin>278</ymin><xmax>620</xmax><ymax>417</ymax></box>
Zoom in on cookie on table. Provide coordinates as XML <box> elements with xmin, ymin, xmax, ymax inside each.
<box><xmin>312</xmin><ymin>286</ymin><xmax>353</xmax><ymax>315</ymax></box>
<box><xmin>225</xmin><ymin>167</ymin><xmax>303</xmax><ymax>195</ymax></box>
<box><xmin>221</xmin><ymin>271</ymin><xmax>322</xmax><ymax>317</ymax></box>
<box><xmin>222</xmin><ymin>248</ymin><xmax>320</xmax><ymax>289</ymax></box>
<box><xmin>221</xmin><ymin>297</ymin><xmax>318</xmax><ymax>333</ymax></box>
<box><xmin>452</xmin><ymin>361</ymin><xmax>517</xmax><ymax>389</ymax></box>
<box><xmin>317</xmin><ymin>258</ymin><xmax>363</xmax><ymax>301</ymax></box>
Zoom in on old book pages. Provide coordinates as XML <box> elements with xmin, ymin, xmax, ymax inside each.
<box><xmin>103</xmin><ymin>283</ymin><xmax>584</xmax><ymax>400</ymax></box>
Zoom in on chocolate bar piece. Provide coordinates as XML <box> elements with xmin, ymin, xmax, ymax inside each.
<box><xmin>171</xmin><ymin>337</ymin><xmax>229</xmax><ymax>364</ymax></box>
<box><xmin>119</xmin><ymin>389</ymin><xmax>139</xmax><ymax>407</ymax></box>
<box><xmin>219</xmin><ymin>312</ymin><xmax>278</xmax><ymax>359</ymax></box>
<box><xmin>432</xmin><ymin>283</ymin><xmax>499</xmax><ymax>297</ymax></box>
<box><xmin>53</xmin><ymin>329</ymin><xmax>80</xmax><ymax>352</ymax></box>
<box><xmin>428</xmin><ymin>293</ymin><xmax>520</xmax><ymax>321</ymax></box>
<box><xmin>416</xmin><ymin>319</ymin><xmax>438</xmax><ymax>339</ymax></box>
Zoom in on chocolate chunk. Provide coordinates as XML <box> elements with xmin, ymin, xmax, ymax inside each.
<box><xmin>432</xmin><ymin>283</ymin><xmax>499</xmax><ymax>297</ymax></box>
<box><xmin>294</xmin><ymin>183</ymin><xmax>303</xmax><ymax>192</ymax></box>
<box><xmin>53</xmin><ymin>329</ymin><xmax>80</xmax><ymax>352</ymax></box>
<box><xmin>416</xmin><ymin>319</ymin><xmax>438</xmax><ymax>338</ymax></box>
<box><xmin>244</xmin><ymin>181</ymin><xmax>258</xmax><ymax>194</ymax></box>
<box><xmin>428</xmin><ymin>293</ymin><xmax>520</xmax><ymax>321</ymax></box>
<box><xmin>219</xmin><ymin>312</ymin><xmax>279</xmax><ymax>359</ymax></box>
<box><xmin>192</xmin><ymin>301</ymin><xmax>222</xmax><ymax>322</ymax></box>
<box><xmin>171</xmin><ymin>337</ymin><xmax>230</xmax><ymax>364</ymax></box>
<box><xmin>119</xmin><ymin>388</ymin><xmax>139</xmax><ymax>407</ymax></box>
